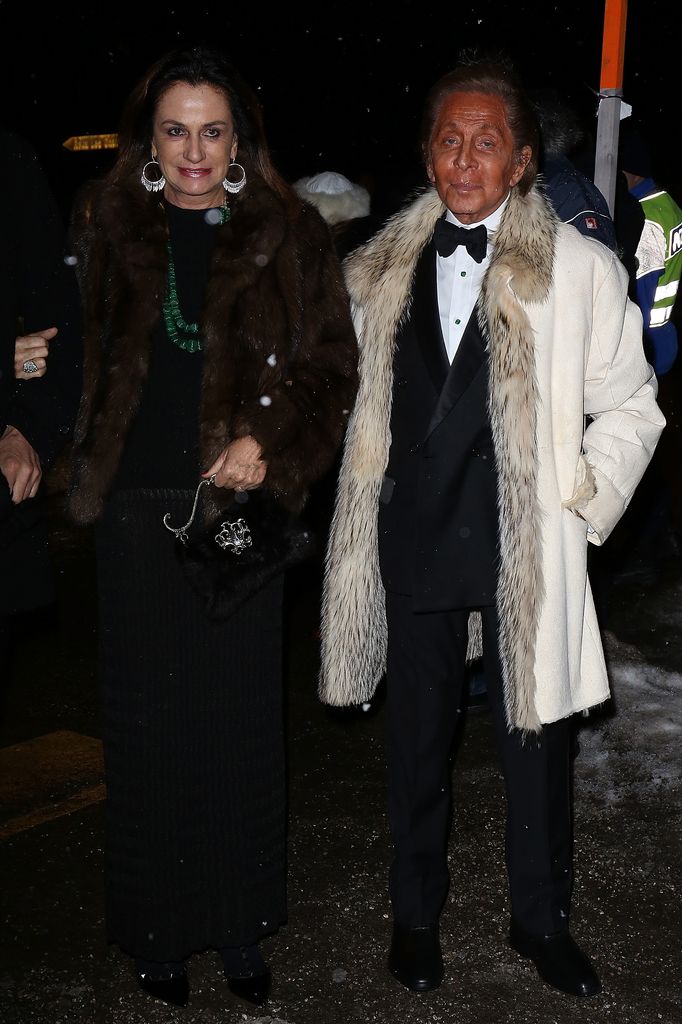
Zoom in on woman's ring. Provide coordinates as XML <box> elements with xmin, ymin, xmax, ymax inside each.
<box><xmin>23</xmin><ymin>359</ymin><xmax>39</xmax><ymax>374</ymax></box>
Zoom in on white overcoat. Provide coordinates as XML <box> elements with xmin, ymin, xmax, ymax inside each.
<box><xmin>319</xmin><ymin>185</ymin><xmax>665</xmax><ymax>731</ymax></box>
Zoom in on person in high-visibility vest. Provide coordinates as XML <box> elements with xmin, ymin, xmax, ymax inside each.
<box><xmin>600</xmin><ymin>122</ymin><xmax>682</xmax><ymax>591</ymax></box>
<box><xmin>619</xmin><ymin>122</ymin><xmax>682</xmax><ymax>376</ymax></box>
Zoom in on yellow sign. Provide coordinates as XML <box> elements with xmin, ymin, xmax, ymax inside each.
<box><xmin>63</xmin><ymin>134</ymin><xmax>119</xmax><ymax>152</ymax></box>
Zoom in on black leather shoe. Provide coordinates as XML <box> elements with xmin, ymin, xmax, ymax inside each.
<box><xmin>137</xmin><ymin>972</ymin><xmax>189</xmax><ymax>1008</ymax></box>
<box><xmin>222</xmin><ymin>944</ymin><xmax>271</xmax><ymax>1006</ymax></box>
<box><xmin>509</xmin><ymin>920</ymin><xmax>601</xmax><ymax>997</ymax></box>
<box><xmin>388</xmin><ymin>923</ymin><xmax>444</xmax><ymax>992</ymax></box>
<box><xmin>226</xmin><ymin>971</ymin><xmax>271</xmax><ymax>1006</ymax></box>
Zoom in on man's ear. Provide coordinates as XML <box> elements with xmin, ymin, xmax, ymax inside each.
<box><xmin>510</xmin><ymin>145</ymin><xmax>532</xmax><ymax>187</ymax></box>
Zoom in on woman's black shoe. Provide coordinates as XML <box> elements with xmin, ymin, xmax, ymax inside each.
<box><xmin>388</xmin><ymin>922</ymin><xmax>443</xmax><ymax>991</ymax></box>
<box><xmin>221</xmin><ymin>944</ymin><xmax>271</xmax><ymax>1006</ymax></box>
<box><xmin>137</xmin><ymin>972</ymin><xmax>189</xmax><ymax>1007</ymax></box>
<box><xmin>226</xmin><ymin>970</ymin><xmax>271</xmax><ymax>1006</ymax></box>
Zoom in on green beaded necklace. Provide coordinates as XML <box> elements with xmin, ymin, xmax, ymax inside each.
<box><xmin>162</xmin><ymin>203</ymin><xmax>231</xmax><ymax>353</ymax></box>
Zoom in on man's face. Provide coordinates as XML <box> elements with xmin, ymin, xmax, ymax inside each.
<box><xmin>426</xmin><ymin>90</ymin><xmax>531</xmax><ymax>224</ymax></box>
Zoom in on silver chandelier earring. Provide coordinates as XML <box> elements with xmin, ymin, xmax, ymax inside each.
<box><xmin>223</xmin><ymin>161</ymin><xmax>246</xmax><ymax>194</ymax></box>
<box><xmin>141</xmin><ymin>158</ymin><xmax>166</xmax><ymax>193</ymax></box>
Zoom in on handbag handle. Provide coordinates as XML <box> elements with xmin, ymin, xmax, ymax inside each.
<box><xmin>163</xmin><ymin>474</ymin><xmax>217</xmax><ymax>543</ymax></box>
<box><xmin>162</xmin><ymin>475</ymin><xmax>254</xmax><ymax>555</ymax></box>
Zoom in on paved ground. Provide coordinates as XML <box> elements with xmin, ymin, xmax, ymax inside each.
<box><xmin>1</xmin><ymin>496</ymin><xmax>680</xmax><ymax>1024</ymax></box>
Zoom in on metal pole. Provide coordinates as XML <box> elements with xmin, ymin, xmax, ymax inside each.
<box><xmin>594</xmin><ymin>0</ymin><xmax>628</xmax><ymax>216</ymax></box>
<box><xmin>595</xmin><ymin>92</ymin><xmax>622</xmax><ymax>215</ymax></box>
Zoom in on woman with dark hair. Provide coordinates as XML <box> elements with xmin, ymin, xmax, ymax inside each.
<box><xmin>66</xmin><ymin>46</ymin><xmax>358</xmax><ymax>1009</ymax></box>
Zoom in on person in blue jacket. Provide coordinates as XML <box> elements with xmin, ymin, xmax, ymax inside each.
<box><xmin>532</xmin><ymin>89</ymin><xmax>618</xmax><ymax>252</ymax></box>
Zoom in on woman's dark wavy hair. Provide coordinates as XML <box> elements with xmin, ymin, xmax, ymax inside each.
<box><xmin>106</xmin><ymin>45</ymin><xmax>297</xmax><ymax>207</ymax></box>
<box><xmin>419</xmin><ymin>51</ymin><xmax>540</xmax><ymax>196</ymax></box>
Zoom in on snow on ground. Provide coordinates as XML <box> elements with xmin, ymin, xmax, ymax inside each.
<box><xmin>575</xmin><ymin>622</ymin><xmax>682</xmax><ymax>805</ymax></box>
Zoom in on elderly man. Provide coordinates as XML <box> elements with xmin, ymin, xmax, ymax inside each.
<box><xmin>319</xmin><ymin>55</ymin><xmax>664</xmax><ymax>999</ymax></box>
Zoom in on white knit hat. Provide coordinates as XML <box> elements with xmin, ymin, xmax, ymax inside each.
<box><xmin>293</xmin><ymin>171</ymin><xmax>371</xmax><ymax>226</ymax></box>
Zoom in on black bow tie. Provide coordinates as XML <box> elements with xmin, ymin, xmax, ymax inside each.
<box><xmin>434</xmin><ymin>219</ymin><xmax>487</xmax><ymax>263</ymax></box>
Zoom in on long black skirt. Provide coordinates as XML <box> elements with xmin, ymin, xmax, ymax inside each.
<box><xmin>95</xmin><ymin>489</ymin><xmax>286</xmax><ymax>963</ymax></box>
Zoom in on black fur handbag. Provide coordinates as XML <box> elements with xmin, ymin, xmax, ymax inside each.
<box><xmin>162</xmin><ymin>475</ymin><xmax>315</xmax><ymax>619</ymax></box>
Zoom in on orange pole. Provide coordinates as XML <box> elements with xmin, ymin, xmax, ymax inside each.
<box><xmin>600</xmin><ymin>0</ymin><xmax>628</xmax><ymax>92</ymax></box>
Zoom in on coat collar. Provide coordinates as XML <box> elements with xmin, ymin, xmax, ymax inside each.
<box><xmin>344</xmin><ymin>183</ymin><xmax>556</xmax><ymax>310</ymax></box>
<box><xmin>84</xmin><ymin>167</ymin><xmax>288</xmax><ymax>300</ymax></box>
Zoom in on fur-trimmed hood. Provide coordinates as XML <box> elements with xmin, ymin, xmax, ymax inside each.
<box><xmin>67</xmin><ymin>163</ymin><xmax>358</xmax><ymax>524</ymax></box>
<box><xmin>319</xmin><ymin>182</ymin><xmax>663</xmax><ymax>731</ymax></box>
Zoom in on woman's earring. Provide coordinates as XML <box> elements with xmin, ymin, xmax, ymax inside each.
<box><xmin>223</xmin><ymin>161</ymin><xmax>246</xmax><ymax>194</ymax></box>
<box><xmin>141</xmin><ymin>158</ymin><xmax>166</xmax><ymax>193</ymax></box>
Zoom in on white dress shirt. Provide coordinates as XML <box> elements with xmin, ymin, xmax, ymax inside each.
<box><xmin>436</xmin><ymin>196</ymin><xmax>509</xmax><ymax>363</ymax></box>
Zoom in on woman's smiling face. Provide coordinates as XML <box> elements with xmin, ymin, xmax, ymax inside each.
<box><xmin>152</xmin><ymin>81</ymin><xmax>237</xmax><ymax>209</ymax></box>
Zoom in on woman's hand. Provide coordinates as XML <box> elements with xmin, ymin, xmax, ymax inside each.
<box><xmin>204</xmin><ymin>435</ymin><xmax>267</xmax><ymax>491</ymax></box>
<box><xmin>0</xmin><ymin>425</ymin><xmax>42</xmax><ymax>502</ymax></box>
<box><xmin>14</xmin><ymin>326</ymin><xmax>58</xmax><ymax>379</ymax></box>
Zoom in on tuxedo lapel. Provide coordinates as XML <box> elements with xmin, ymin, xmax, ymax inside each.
<box><xmin>426</xmin><ymin>308</ymin><xmax>487</xmax><ymax>439</ymax></box>
<box><xmin>408</xmin><ymin>237</ymin><xmax>488</xmax><ymax>439</ymax></box>
<box><xmin>412</xmin><ymin>241</ymin><xmax>449</xmax><ymax>393</ymax></box>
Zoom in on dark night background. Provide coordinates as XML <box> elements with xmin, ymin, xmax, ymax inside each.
<box><xmin>0</xmin><ymin>1</ymin><xmax>678</xmax><ymax>221</ymax></box>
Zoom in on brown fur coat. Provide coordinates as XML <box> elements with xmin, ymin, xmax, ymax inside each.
<box><xmin>66</xmin><ymin>166</ymin><xmax>358</xmax><ymax>523</ymax></box>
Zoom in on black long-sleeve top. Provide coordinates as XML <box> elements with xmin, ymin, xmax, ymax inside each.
<box><xmin>114</xmin><ymin>201</ymin><xmax>222</xmax><ymax>490</ymax></box>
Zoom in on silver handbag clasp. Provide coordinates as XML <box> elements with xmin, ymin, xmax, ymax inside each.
<box><xmin>215</xmin><ymin>518</ymin><xmax>252</xmax><ymax>554</ymax></box>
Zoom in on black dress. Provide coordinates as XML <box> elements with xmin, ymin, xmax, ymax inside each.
<box><xmin>94</xmin><ymin>202</ymin><xmax>286</xmax><ymax>963</ymax></box>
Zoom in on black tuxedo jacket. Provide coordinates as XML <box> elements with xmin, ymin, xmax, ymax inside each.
<box><xmin>378</xmin><ymin>239</ymin><xmax>499</xmax><ymax>611</ymax></box>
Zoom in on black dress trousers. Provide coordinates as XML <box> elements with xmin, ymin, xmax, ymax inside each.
<box><xmin>384</xmin><ymin>596</ymin><xmax>573</xmax><ymax>937</ymax></box>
